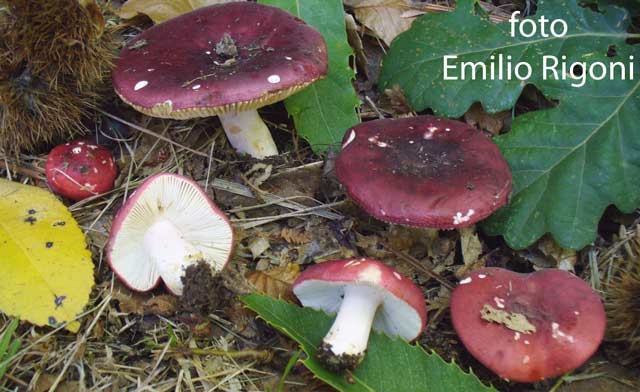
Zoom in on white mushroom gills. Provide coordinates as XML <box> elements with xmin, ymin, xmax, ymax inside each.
<box><xmin>322</xmin><ymin>285</ymin><xmax>384</xmax><ymax>357</ymax></box>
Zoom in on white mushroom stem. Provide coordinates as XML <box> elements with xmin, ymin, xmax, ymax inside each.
<box><xmin>323</xmin><ymin>285</ymin><xmax>384</xmax><ymax>356</ymax></box>
<box><xmin>218</xmin><ymin>109</ymin><xmax>278</xmax><ymax>159</ymax></box>
<box><xmin>143</xmin><ymin>219</ymin><xmax>201</xmax><ymax>295</ymax></box>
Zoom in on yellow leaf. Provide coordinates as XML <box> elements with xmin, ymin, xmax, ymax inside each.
<box><xmin>246</xmin><ymin>264</ymin><xmax>300</xmax><ymax>302</ymax></box>
<box><xmin>118</xmin><ymin>0</ymin><xmax>243</xmax><ymax>24</ymax></box>
<box><xmin>0</xmin><ymin>179</ymin><xmax>94</xmax><ymax>332</ymax></box>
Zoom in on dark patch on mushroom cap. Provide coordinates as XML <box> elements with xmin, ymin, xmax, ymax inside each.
<box><xmin>112</xmin><ymin>2</ymin><xmax>328</xmax><ymax>119</ymax></box>
<box><xmin>450</xmin><ymin>267</ymin><xmax>606</xmax><ymax>382</ymax></box>
<box><xmin>336</xmin><ymin>116</ymin><xmax>512</xmax><ymax>229</ymax></box>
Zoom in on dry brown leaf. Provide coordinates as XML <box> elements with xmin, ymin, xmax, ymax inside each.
<box><xmin>112</xmin><ymin>285</ymin><xmax>177</xmax><ymax>316</ymax></box>
<box><xmin>458</xmin><ymin>226</ymin><xmax>483</xmax><ymax>274</ymax></box>
<box><xmin>246</xmin><ymin>264</ymin><xmax>300</xmax><ymax>302</ymax></box>
<box><xmin>345</xmin><ymin>0</ymin><xmax>420</xmax><ymax>45</ymax></box>
<box><xmin>464</xmin><ymin>103</ymin><xmax>510</xmax><ymax>135</ymax></box>
<box><xmin>281</xmin><ymin>227</ymin><xmax>312</xmax><ymax>245</ymax></box>
<box><xmin>118</xmin><ymin>0</ymin><xmax>242</xmax><ymax>24</ymax></box>
<box><xmin>537</xmin><ymin>236</ymin><xmax>577</xmax><ymax>271</ymax></box>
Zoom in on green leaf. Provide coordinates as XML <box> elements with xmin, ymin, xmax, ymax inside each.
<box><xmin>483</xmin><ymin>44</ymin><xmax>640</xmax><ymax>249</ymax></box>
<box><xmin>586</xmin><ymin>0</ymin><xmax>640</xmax><ymax>15</ymax></box>
<box><xmin>379</xmin><ymin>0</ymin><xmax>640</xmax><ymax>249</ymax></box>
<box><xmin>379</xmin><ymin>0</ymin><xmax>630</xmax><ymax>117</ymax></box>
<box><xmin>241</xmin><ymin>293</ymin><xmax>496</xmax><ymax>392</ymax></box>
<box><xmin>259</xmin><ymin>0</ymin><xmax>360</xmax><ymax>153</ymax></box>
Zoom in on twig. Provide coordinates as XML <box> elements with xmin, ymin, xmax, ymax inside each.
<box><xmin>384</xmin><ymin>244</ymin><xmax>456</xmax><ymax>291</ymax></box>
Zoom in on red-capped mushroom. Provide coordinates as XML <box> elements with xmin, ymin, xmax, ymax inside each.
<box><xmin>46</xmin><ymin>140</ymin><xmax>118</xmax><ymax>201</ymax></box>
<box><xmin>450</xmin><ymin>267</ymin><xmax>606</xmax><ymax>382</ymax></box>
<box><xmin>292</xmin><ymin>258</ymin><xmax>427</xmax><ymax>372</ymax></box>
<box><xmin>112</xmin><ymin>2</ymin><xmax>328</xmax><ymax>158</ymax></box>
<box><xmin>107</xmin><ymin>173</ymin><xmax>234</xmax><ymax>295</ymax></box>
<box><xmin>336</xmin><ymin>116</ymin><xmax>511</xmax><ymax>228</ymax></box>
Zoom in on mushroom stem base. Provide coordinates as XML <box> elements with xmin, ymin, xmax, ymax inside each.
<box><xmin>218</xmin><ymin>109</ymin><xmax>278</xmax><ymax>158</ymax></box>
<box><xmin>143</xmin><ymin>219</ymin><xmax>202</xmax><ymax>295</ymax></box>
<box><xmin>318</xmin><ymin>284</ymin><xmax>383</xmax><ymax>370</ymax></box>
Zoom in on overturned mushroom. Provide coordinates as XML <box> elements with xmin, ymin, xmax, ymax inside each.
<box><xmin>112</xmin><ymin>2</ymin><xmax>327</xmax><ymax>158</ymax></box>
<box><xmin>450</xmin><ymin>267</ymin><xmax>606</xmax><ymax>382</ymax></box>
<box><xmin>292</xmin><ymin>258</ymin><xmax>427</xmax><ymax>372</ymax></box>
<box><xmin>107</xmin><ymin>173</ymin><xmax>234</xmax><ymax>295</ymax></box>
<box><xmin>336</xmin><ymin>116</ymin><xmax>511</xmax><ymax>228</ymax></box>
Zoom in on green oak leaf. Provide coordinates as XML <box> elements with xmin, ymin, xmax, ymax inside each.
<box><xmin>379</xmin><ymin>0</ymin><xmax>631</xmax><ymax>117</ymax></box>
<box><xmin>241</xmin><ymin>293</ymin><xmax>496</xmax><ymax>392</ymax></box>
<box><xmin>484</xmin><ymin>44</ymin><xmax>640</xmax><ymax>249</ymax></box>
<box><xmin>259</xmin><ymin>0</ymin><xmax>360</xmax><ymax>153</ymax></box>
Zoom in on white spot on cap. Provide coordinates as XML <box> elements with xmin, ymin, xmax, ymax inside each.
<box><xmin>358</xmin><ymin>265</ymin><xmax>382</xmax><ymax>284</ymax></box>
<box><xmin>268</xmin><ymin>75</ymin><xmax>281</xmax><ymax>84</ymax></box>
<box><xmin>380</xmin><ymin>209</ymin><xmax>387</xmax><ymax>216</ymax></box>
<box><xmin>478</xmin><ymin>274</ymin><xmax>486</xmax><ymax>279</ymax></box>
<box><xmin>285</xmin><ymin>56</ymin><xmax>292</xmax><ymax>60</ymax></box>
<box><xmin>522</xmin><ymin>355</ymin><xmax>530</xmax><ymax>365</ymax></box>
<box><xmin>93</xmin><ymin>168</ymin><xmax>98</xmax><ymax>174</ymax></box>
<box><xmin>459</xmin><ymin>277</ymin><xmax>472</xmax><ymax>285</ymax></box>
<box><xmin>393</xmin><ymin>272</ymin><xmax>402</xmax><ymax>280</ymax></box>
<box><xmin>445</xmin><ymin>128</ymin><xmax>451</xmax><ymax>132</ymax></box>
<box><xmin>493</xmin><ymin>296</ymin><xmax>505</xmax><ymax>309</ymax></box>
<box><xmin>344</xmin><ymin>260</ymin><xmax>361</xmax><ymax>267</ymax></box>
<box><xmin>551</xmin><ymin>322</ymin><xmax>575</xmax><ymax>343</ymax></box>
<box><xmin>453</xmin><ymin>209</ymin><xmax>476</xmax><ymax>225</ymax></box>
<box><xmin>514</xmin><ymin>332</ymin><xmax>521</xmax><ymax>341</ymax></box>
<box><xmin>147</xmin><ymin>68</ymin><xmax>155</xmax><ymax>72</ymax></box>
<box><xmin>134</xmin><ymin>80</ymin><xmax>149</xmax><ymax>91</ymax></box>
<box><xmin>524</xmin><ymin>340</ymin><xmax>530</xmax><ymax>345</ymax></box>
<box><xmin>368</xmin><ymin>136</ymin><xmax>389</xmax><ymax>148</ymax></box>
<box><xmin>409</xmin><ymin>140</ymin><xmax>414</xmax><ymax>144</ymax></box>
<box><xmin>343</xmin><ymin>129</ymin><xmax>356</xmax><ymax>149</ymax></box>
<box><xmin>428</xmin><ymin>126</ymin><xmax>438</xmax><ymax>132</ymax></box>
<box><xmin>205</xmin><ymin>51</ymin><xmax>211</xmax><ymax>55</ymax></box>
<box><xmin>87</xmin><ymin>145</ymin><xmax>98</xmax><ymax>150</ymax></box>
<box><xmin>574</xmin><ymin>311</ymin><xmax>580</xmax><ymax>315</ymax></box>
<box><xmin>192</xmin><ymin>84</ymin><xmax>201</xmax><ymax>90</ymax></box>
<box><xmin>72</xmin><ymin>147</ymin><xmax>82</xmax><ymax>154</ymax></box>
<box><xmin>77</xmin><ymin>141</ymin><xmax>85</xmax><ymax>145</ymax></box>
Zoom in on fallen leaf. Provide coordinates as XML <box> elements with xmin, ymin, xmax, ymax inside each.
<box><xmin>344</xmin><ymin>0</ymin><xmax>422</xmax><ymax>45</ymax></box>
<box><xmin>118</xmin><ymin>0</ymin><xmax>242</xmax><ymax>24</ymax></box>
<box><xmin>460</xmin><ymin>227</ymin><xmax>482</xmax><ymax>265</ymax></box>
<box><xmin>0</xmin><ymin>179</ymin><xmax>94</xmax><ymax>332</ymax></box>
<box><xmin>281</xmin><ymin>227</ymin><xmax>311</xmax><ymax>245</ymax></box>
<box><xmin>246</xmin><ymin>264</ymin><xmax>300</xmax><ymax>302</ymax></box>
<box><xmin>537</xmin><ymin>236</ymin><xmax>577</xmax><ymax>272</ymax></box>
<box><xmin>464</xmin><ymin>103</ymin><xmax>510</xmax><ymax>135</ymax></box>
<box><xmin>248</xmin><ymin>237</ymin><xmax>270</xmax><ymax>259</ymax></box>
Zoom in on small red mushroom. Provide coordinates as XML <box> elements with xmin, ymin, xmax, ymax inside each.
<box><xmin>46</xmin><ymin>140</ymin><xmax>118</xmax><ymax>201</ymax></box>
<box><xmin>336</xmin><ymin>116</ymin><xmax>512</xmax><ymax>228</ymax></box>
<box><xmin>450</xmin><ymin>267</ymin><xmax>606</xmax><ymax>383</ymax></box>
<box><xmin>292</xmin><ymin>258</ymin><xmax>427</xmax><ymax>372</ymax></box>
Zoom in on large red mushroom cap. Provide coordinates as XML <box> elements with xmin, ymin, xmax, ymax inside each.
<box><xmin>336</xmin><ymin>116</ymin><xmax>512</xmax><ymax>228</ymax></box>
<box><xmin>293</xmin><ymin>258</ymin><xmax>426</xmax><ymax>372</ymax></box>
<box><xmin>450</xmin><ymin>267</ymin><xmax>606</xmax><ymax>383</ymax></box>
<box><xmin>46</xmin><ymin>140</ymin><xmax>118</xmax><ymax>201</ymax></box>
<box><xmin>112</xmin><ymin>2</ymin><xmax>328</xmax><ymax>158</ymax></box>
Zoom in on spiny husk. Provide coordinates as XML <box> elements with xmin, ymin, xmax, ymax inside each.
<box><xmin>605</xmin><ymin>259</ymin><xmax>640</xmax><ymax>364</ymax></box>
<box><xmin>0</xmin><ymin>0</ymin><xmax>114</xmax><ymax>153</ymax></box>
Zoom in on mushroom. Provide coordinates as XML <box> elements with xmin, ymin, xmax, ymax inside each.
<box><xmin>450</xmin><ymin>267</ymin><xmax>606</xmax><ymax>382</ymax></box>
<box><xmin>107</xmin><ymin>173</ymin><xmax>234</xmax><ymax>295</ymax></box>
<box><xmin>46</xmin><ymin>139</ymin><xmax>118</xmax><ymax>201</ymax></box>
<box><xmin>292</xmin><ymin>258</ymin><xmax>427</xmax><ymax>372</ymax></box>
<box><xmin>335</xmin><ymin>116</ymin><xmax>512</xmax><ymax>228</ymax></box>
<box><xmin>112</xmin><ymin>2</ymin><xmax>328</xmax><ymax>159</ymax></box>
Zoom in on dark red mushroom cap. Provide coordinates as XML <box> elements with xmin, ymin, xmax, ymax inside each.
<box><xmin>112</xmin><ymin>2</ymin><xmax>327</xmax><ymax>119</ymax></box>
<box><xmin>46</xmin><ymin>140</ymin><xmax>118</xmax><ymax>201</ymax></box>
<box><xmin>335</xmin><ymin>116</ymin><xmax>512</xmax><ymax>229</ymax></box>
<box><xmin>292</xmin><ymin>258</ymin><xmax>427</xmax><ymax>340</ymax></box>
<box><xmin>450</xmin><ymin>267</ymin><xmax>606</xmax><ymax>383</ymax></box>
